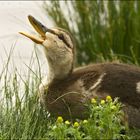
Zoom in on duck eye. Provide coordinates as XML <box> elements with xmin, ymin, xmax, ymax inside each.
<box><xmin>58</xmin><ymin>34</ymin><xmax>64</xmax><ymax>40</ymax></box>
<box><xmin>58</xmin><ymin>33</ymin><xmax>71</xmax><ymax>48</ymax></box>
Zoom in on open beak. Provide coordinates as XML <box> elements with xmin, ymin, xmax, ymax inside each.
<box><xmin>19</xmin><ymin>15</ymin><xmax>48</xmax><ymax>44</ymax></box>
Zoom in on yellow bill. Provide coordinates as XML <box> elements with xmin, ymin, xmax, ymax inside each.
<box><xmin>19</xmin><ymin>15</ymin><xmax>48</xmax><ymax>44</ymax></box>
<box><xmin>19</xmin><ymin>31</ymin><xmax>44</xmax><ymax>44</ymax></box>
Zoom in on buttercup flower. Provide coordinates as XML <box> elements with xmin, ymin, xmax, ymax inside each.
<box><xmin>106</xmin><ymin>95</ymin><xmax>112</xmax><ymax>102</ymax></box>
<box><xmin>65</xmin><ymin>120</ymin><xmax>70</xmax><ymax>125</ymax></box>
<box><xmin>100</xmin><ymin>99</ymin><xmax>105</xmax><ymax>105</ymax></box>
<box><xmin>73</xmin><ymin>122</ymin><xmax>79</xmax><ymax>128</ymax></box>
<box><xmin>56</xmin><ymin>116</ymin><xmax>63</xmax><ymax>123</ymax></box>
<box><xmin>91</xmin><ymin>98</ymin><xmax>96</xmax><ymax>104</ymax></box>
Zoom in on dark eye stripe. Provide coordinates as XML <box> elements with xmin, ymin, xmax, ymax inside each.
<box><xmin>47</xmin><ymin>29</ymin><xmax>71</xmax><ymax>48</ymax></box>
<box><xmin>58</xmin><ymin>34</ymin><xmax>71</xmax><ymax>48</ymax></box>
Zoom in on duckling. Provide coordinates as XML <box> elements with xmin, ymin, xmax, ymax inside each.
<box><xmin>19</xmin><ymin>15</ymin><xmax>140</xmax><ymax>128</ymax></box>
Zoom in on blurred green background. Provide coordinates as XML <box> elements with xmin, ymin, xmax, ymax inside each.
<box><xmin>43</xmin><ymin>0</ymin><xmax>140</xmax><ymax>66</ymax></box>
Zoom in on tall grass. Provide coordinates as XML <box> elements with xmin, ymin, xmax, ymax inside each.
<box><xmin>0</xmin><ymin>47</ymin><xmax>50</xmax><ymax>139</ymax></box>
<box><xmin>43</xmin><ymin>0</ymin><xmax>140</xmax><ymax>65</ymax></box>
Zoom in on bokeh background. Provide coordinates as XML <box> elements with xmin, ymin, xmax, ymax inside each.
<box><xmin>43</xmin><ymin>1</ymin><xmax>140</xmax><ymax>65</ymax></box>
<box><xmin>0</xmin><ymin>1</ymin><xmax>50</xmax><ymax>76</ymax></box>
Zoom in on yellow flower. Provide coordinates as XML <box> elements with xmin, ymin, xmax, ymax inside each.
<box><xmin>56</xmin><ymin>116</ymin><xmax>63</xmax><ymax>123</ymax></box>
<box><xmin>106</xmin><ymin>96</ymin><xmax>112</xmax><ymax>102</ymax></box>
<box><xmin>65</xmin><ymin>120</ymin><xmax>70</xmax><ymax>125</ymax></box>
<box><xmin>83</xmin><ymin>120</ymin><xmax>88</xmax><ymax>124</ymax></box>
<box><xmin>100</xmin><ymin>99</ymin><xmax>105</xmax><ymax>105</ymax></box>
<box><xmin>73</xmin><ymin>122</ymin><xmax>79</xmax><ymax>128</ymax></box>
<box><xmin>91</xmin><ymin>98</ymin><xmax>96</xmax><ymax>104</ymax></box>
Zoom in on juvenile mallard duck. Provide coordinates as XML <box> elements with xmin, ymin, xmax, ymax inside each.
<box><xmin>20</xmin><ymin>15</ymin><xmax>140</xmax><ymax>128</ymax></box>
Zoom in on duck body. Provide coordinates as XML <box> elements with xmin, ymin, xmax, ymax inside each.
<box><xmin>40</xmin><ymin>62</ymin><xmax>140</xmax><ymax>128</ymax></box>
<box><xmin>20</xmin><ymin>15</ymin><xmax>140</xmax><ymax>128</ymax></box>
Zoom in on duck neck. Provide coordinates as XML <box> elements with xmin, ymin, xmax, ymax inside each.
<box><xmin>47</xmin><ymin>59</ymin><xmax>73</xmax><ymax>84</ymax></box>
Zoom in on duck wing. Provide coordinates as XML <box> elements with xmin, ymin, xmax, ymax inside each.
<box><xmin>70</xmin><ymin>63</ymin><xmax>140</xmax><ymax>108</ymax></box>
